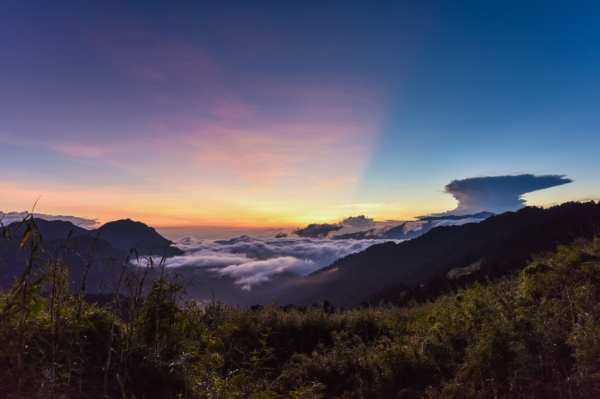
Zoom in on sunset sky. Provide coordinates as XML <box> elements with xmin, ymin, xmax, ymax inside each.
<box><xmin>1</xmin><ymin>1</ymin><xmax>599</xmax><ymax>227</ymax></box>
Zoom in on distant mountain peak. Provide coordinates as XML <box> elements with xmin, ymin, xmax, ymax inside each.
<box><xmin>90</xmin><ymin>219</ymin><xmax>182</xmax><ymax>256</ymax></box>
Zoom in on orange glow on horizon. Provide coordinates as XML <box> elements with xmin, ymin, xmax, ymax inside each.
<box><xmin>3</xmin><ymin>178</ymin><xmax>588</xmax><ymax>229</ymax></box>
<box><xmin>2</xmin><ymin>178</ymin><xmax>445</xmax><ymax>228</ymax></box>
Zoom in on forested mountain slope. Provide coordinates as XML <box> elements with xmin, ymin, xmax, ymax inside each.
<box><xmin>279</xmin><ymin>202</ymin><xmax>600</xmax><ymax>306</ymax></box>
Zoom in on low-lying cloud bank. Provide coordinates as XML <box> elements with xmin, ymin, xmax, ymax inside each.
<box><xmin>333</xmin><ymin>214</ymin><xmax>490</xmax><ymax>240</ymax></box>
<box><xmin>0</xmin><ymin>211</ymin><xmax>98</xmax><ymax>228</ymax></box>
<box><xmin>400</xmin><ymin>217</ymin><xmax>484</xmax><ymax>235</ymax></box>
<box><xmin>289</xmin><ymin>216</ymin><xmax>389</xmax><ymax>239</ymax></box>
<box><xmin>341</xmin><ymin>215</ymin><xmax>375</xmax><ymax>228</ymax></box>
<box><xmin>292</xmin><ymin>223</ymin><xmax>343</xmax><ymax>238</ymax></box>
<box><xmin>166</xmin><ymin>236</ymin><xmax>400</xmax><ymax>290</ymax></box>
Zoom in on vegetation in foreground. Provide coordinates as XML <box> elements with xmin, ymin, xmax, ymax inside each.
<box><xmin>1</xmin><ymin>217</ymin><xmax>600</xmax><ymax>398</ymax></box>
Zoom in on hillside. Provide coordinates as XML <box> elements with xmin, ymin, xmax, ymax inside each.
<box><xmin>0</xmin><ymin>217</ymin><xmax>182</xmax><ymax>290</ymax></box>
<box><xmin>2</xmin><ymin>218</ymin><xmax>182</xmax><ymax>256</ymax></box>
<box><xmin>1</xmin><ymin>218</ymin><xmax>94</xmax><ymax>242</ymax></box>
<box><xmin>2</xmin><ymin>232</ymin><xmax>600</xmax><ymax>398</ymax></box>
<box><xmin>278</xmin><ymin>201</ymin><xmax>600</xmax><ymax>306</ymax></box>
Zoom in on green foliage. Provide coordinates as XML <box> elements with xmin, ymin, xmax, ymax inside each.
<box><xmin>1</xmin><ymin>216</ymin><xmax>600</xmax><ymax>398</ymax></box>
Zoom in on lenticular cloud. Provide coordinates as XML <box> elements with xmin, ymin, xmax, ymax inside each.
<box><xmin>443</xmin><ymin>174</ymin><xmax>572</xmax><ymax>215</ymax></box>
<box><xmin>165</xmin><ymin>236</ymin><xmax>400</xmax><ymax>290</ymax></box>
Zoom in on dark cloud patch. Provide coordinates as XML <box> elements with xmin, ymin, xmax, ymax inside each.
<box><xmin>0</xmin><ymin>211</ymin><xmax>98</xmax><ymax>228</ymax></box>
<box><xmin>341</xmin><ymin>215</ymin><xmax>375</xmax><ymax>228</ymax></box>
<box><xmin>443</xmin><ymin>174</ymin><xmax>573</xmax><ymax>215</ymax></box>
<box><xmin>293</xmin><ymin>223</ymin><xmax>343</xmax><ymax>238</ymax></box>
<box><xmin>275</xmin><ymin>232</ymin><xmax>288</xmax><ymax>238</ymax></box>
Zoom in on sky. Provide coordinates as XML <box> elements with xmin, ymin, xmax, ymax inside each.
<box><xmin>1</xmin><ymin>0</ymin><xmax>599</xmax><ymax>228</ymax></box>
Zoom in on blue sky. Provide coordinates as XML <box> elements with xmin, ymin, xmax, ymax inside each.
<box><xmin>1</xmin><ymin>1</ymin><xmax>598</xmax><ymax>226</ymax></box>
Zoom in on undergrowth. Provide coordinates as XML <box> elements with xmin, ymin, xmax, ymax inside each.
<box><xmin>1</xmin><ymin>216</ymin><xmax>600</xmax><ymax>398</ymax></box>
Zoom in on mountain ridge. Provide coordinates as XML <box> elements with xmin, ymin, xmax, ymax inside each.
<box><xmin>332</xmin><ymin>211</ymin><xmax>495</xmax><ymax>240</ymax></box>
<box><xmin>278</xmin><ymin>202</ymin><xmax>600</xmax><ymax>307</ymax></box>
<box><xmin>2</xmin><ymin>217</ymin><xmax>183</xmax><ymax>257</ymax></box>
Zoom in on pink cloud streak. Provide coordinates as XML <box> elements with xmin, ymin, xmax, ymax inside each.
<box><xmin>3</xmin><ymin>21</ymin><xmax>388</xmax><ymax>225</ymax></box>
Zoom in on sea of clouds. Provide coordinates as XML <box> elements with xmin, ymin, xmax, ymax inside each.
<box><xmin>164</xmin><ymin>236</ymin><xmax>402</xmax><ymax>290</ymax></box>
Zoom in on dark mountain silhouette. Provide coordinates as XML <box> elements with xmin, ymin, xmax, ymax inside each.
<box><xmin>0</xmin><ymin>231</ymin><xmax>128</xmax><ymax>290</ymax></box>
<box><xmin>2</xmin><ymin>218</ymin><xmax>183</xmax><ymax>257</ymax></box>
<box><xmin>2</xmin><ymin>218</ymin><xmax>91</xmax><ymax>240</ymax></box>
<box><xmin>278</xmin><ymin>202</ymin><xmax>600</xmax><ymax>307</ymax></box>
<box><xmin>332</xmin><ymin>211</ymin><xmax>495</xmax><ymax>240</ymax></box>
<box><xmin>417</xmin><ymin>211</ymin><xmax>495</xmax><ymax>221</ymax></box>
<box><xmin>89</xmin><ymin>219</ymin><xmax>183</xmax><ymax>257</ymax></box>
<box><xmin>0</xmin><ymin>217</ymin><xmax>182</xmax><ymax>290</ymax></box>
